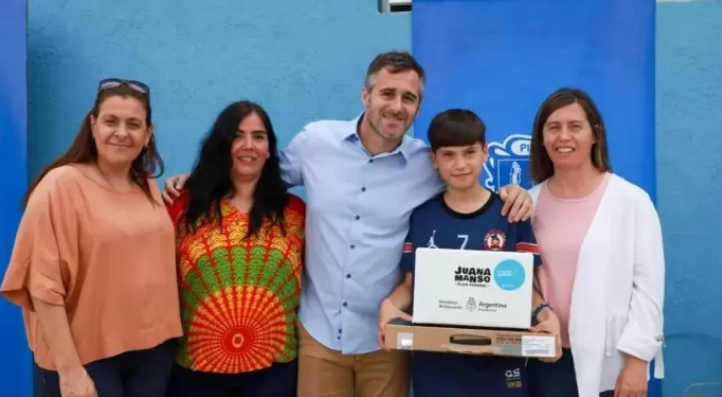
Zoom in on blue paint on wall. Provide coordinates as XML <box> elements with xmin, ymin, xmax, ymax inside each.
<box><xmin>16</xmin><ymin>0</ymin><xmax>722</xmax><ymax>396</ymax></box>
<box><xmin>0</xmin><ymin>1</ymin><xmax>32</xmax><ymax>396</ymax></box>
<box><xmin>27</xmin><ymin>0</ymin><xmax>411</xmax><ymax>180</ymax></box>
<box><xmin>657</xmin><ymin>1</ymin><xmax>722</xmax><ymax>396</ymax></box>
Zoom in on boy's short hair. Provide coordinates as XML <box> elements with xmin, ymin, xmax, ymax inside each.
<box><xmin>427</xmin><ymin>109</ymin><xmax>486</xmax><ymax>151</ymax></box>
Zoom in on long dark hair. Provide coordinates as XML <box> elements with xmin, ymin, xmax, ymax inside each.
<box><xmin>529</xmin><ymin>87</ymin><xmax>612</xmax><ymax>184</ymax></box>
<box><xmin>178</xmin><ymin>100</ymin><xmax>288</xmax><ymax>238</ymax></box>
<box><xmin>23</xmin><ymin>84</ymin><xmax>163</xmax><ymax>205</ymax></box>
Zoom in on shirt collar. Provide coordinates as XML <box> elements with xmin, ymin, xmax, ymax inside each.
<box><xmin>342</xmin><ymin>112</ymin><xmax>411</xmax><ymax>162</ymax></box>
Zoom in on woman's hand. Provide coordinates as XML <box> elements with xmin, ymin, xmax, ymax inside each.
<box><xmin>162</xmin><ymin>174</ymin><xmax>190</xmax><ymax>204</ymax></box>
<box><xmin>530</xmin><ymin>306</ymin><xmax>562</xmax><ymax>362</ymax></box>
<box><xmin>377</xmin><ymin>298</ymin><xmax>412</xmax><ymax>350</ymax></box>
<box><xmin>614</xmin><ymin>355</ymin><xmax>648</xmax><ymax>397</ymax></box>
<box><xmin>58</xmin><ymin>366</ymin><xmax>98</xmax><ymax>397</ymax></box>
<box><xmin>31</xmin><ymin>299</ymin><xmax>95</xmax><ymax>397</ymax></box>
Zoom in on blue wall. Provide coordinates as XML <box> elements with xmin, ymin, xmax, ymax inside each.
<box><xmin>12</xmin><ymin>0</ymin><xmax>722</xmax><ymax>396</ymax></box>
<box><xmin>0</xmin><ymin>1</ymin><xmax>31</xmax><ymax>396</ymax></box>
<box><xmin>656</xmin><ymin>1</ymin><xmax>722</xmax><ymax>396</ymax></box>
<box><xmin>27</xmin><ymin>0</ymin><xmax>411</xmax><ymax>180</ymax></box>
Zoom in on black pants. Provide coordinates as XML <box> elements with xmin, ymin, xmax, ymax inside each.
<box><xmin>167</xmin><ymin>360</ymin><xmax>298</xmax><ymax>397</ymax></box>
<box><xmin>528</xmin><ymin>348</ymin><xmax>614</xmax><ymax>397</ymax></box>
<box><xmin>36</xmin><ymin>339</ymin><xmax>176</xmax><ymax>397</ymax></box>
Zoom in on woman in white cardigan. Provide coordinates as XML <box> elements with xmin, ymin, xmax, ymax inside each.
<box><xmin>526</xmin><ymin>88</ymin><xmax>665</xmax><ymax>397</ymax></box>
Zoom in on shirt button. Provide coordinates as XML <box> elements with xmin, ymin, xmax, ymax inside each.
<box><xmin>346</xmin><ymin>274</ymin><xmax>351</xmax><ymax>278</ymax></box>
<box><xmin>343</xmin><ymin>302</ymin><xmax>348</xmax><ymax>307</ymax></box>
<box><xmin>355</xmin><ymin>215</ymin><xmax>360</xmax><ymax>220</ymax></box>
<box><xmin>369</xmin><ymin>159</ymin><xmax>374</xmax><ymax>163</ymax></box>
<box><xmin>350</xmin><ymin>244</ymin><xmax>355</xmax><ymax>249</ymax></box>
<box><xmin>361</xmin><ymin>187</ymin><xmax>366</xmax><ymax>192</ymax></box>
<box><xmin>338</xmin><ymin>329</ymin><xmax>342</xmax><ymax>334</ymax></box>
<box><xmin>337</xmin><ymin>336</ymin><xmax>341</xmax><ymax>340</ymax></box>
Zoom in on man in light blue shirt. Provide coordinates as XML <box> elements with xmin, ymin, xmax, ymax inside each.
<box><xmin>163</xmin><ymin>51</ymin><xmax>533</xmax><ymax>397</ymax></box>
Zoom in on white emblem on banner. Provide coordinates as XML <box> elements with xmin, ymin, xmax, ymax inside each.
<box><xmin>483</xmin><ymin>134</ymin><xmax>533</xmax><ymax>192</ymax></box>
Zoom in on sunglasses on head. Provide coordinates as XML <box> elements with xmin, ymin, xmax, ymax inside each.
<box><xmin>98</xmin><ymin>78</ymin><xmax>150</xmax><ymax>95</ymax></box>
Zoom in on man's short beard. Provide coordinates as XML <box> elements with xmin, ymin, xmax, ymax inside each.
<box><xmin>369</xmin><ymin>118</ymin><xmax>406</xmax><ymax>141</ymax></box>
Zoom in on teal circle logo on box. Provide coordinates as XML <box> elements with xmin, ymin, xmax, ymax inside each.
<box><xmin>494</xmin><ymin>259</ymin><xmax>525</xmax><ymax>291</ymax></box>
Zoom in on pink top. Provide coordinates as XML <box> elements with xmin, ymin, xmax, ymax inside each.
<box><xmin>533</xmin><ymin>173</ymin><xmax>611</xmax><ymax>348</ymax></box>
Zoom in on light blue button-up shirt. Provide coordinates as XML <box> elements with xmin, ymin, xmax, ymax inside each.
<box><xmin>279</xmin><ymin>114</ymin><xmax>445</xmax><ymax>354</ymax></box>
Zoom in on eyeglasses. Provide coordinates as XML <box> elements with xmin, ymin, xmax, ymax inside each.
<box><xmin>98</xmin><ymin>78</ymin><xmax>150</xmax><ymax>96</ymax></box>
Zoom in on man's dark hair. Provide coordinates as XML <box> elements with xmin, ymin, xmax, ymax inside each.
<box><xmin>427</xmin><ymin>109</ymin><xmax>486</xmax><ymax>151</ymax></box>
<box><xmin>364</xmin><ymin>51</ymin><xmax>426</xmax><ymax>96</ymax></box>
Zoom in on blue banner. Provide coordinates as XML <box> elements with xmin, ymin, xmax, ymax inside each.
<box><xmin>412</xmin><ymin>0</ymin><xmax>656</xmax><ymax>201</ymax></box>
<box><xmin>412</xmin><ymin>0</ymin><xmax>660</xmax><ymax>395</ymax></box>
<box><xmin>0</xmin><ymin>0</ymin><xmax>31</xmax><ymax>395</ymax></box>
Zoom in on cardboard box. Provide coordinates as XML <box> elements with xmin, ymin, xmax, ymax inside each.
<box><xmin>413</xmin><ymin>248</ymin><xmax>534</xmax><ymax>330</ymax></box>
<box><xmin>384</xmin><ymin>323</ymin><xmax>558</xmax><ymax>359</ymax></box>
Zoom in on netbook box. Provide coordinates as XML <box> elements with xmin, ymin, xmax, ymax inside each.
<box><xmin>412</xmin><ymin>247</ymin><xmax>534</xmax><ymax>329</ymax></box>
<box><xmin>383</xmin><ymin>247</ymin><xmax>557</xmax><ymax>359</ymax></box>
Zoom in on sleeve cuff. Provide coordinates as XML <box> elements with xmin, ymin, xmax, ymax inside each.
<box><xmin>617</xmin><ymin>328</ymin><xmax>664</xmax><ymax>362</ymax></box>
<box><xmin>28</xmin><ymin>270</ymin><xmax>66</xmax><ymax>307</ymax></box>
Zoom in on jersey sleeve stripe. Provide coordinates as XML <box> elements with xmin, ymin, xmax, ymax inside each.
<box><xmin>516</xmin><ymin>242</ymin><xmax>539</xmax><ymax>254</ymax></box>
<box><xmin>403</xmin><ymin>242</ymin><xmax>413</xmax><ymax>253</ymax></box>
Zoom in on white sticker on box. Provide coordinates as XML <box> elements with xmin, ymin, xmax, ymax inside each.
<box><xmin>521</xmin><ymin>335</ymin><xmax>555</xmax><ymax>358</ymax></box>
<box><xmin>397</xmin><ymin>332</ymin><xmax>414</xmax><ymax>350</ymax></box>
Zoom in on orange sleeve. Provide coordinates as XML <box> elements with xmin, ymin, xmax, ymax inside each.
<box><xmin>0</xmin><ymin>169</ymin><xmax>79</xmax><ymax>310</ymax></box>
<box><xmin>287</xmin><ymin>194</ymin><xmax>307</xmax><ymax>219</ymax></box>
<box><xmin>165</xmin><ymin>190</ymin><xmax>189</xmax><ymax>226</ymax></box>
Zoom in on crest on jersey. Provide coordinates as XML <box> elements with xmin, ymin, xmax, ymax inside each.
<box><xmin>483</xmin><ymin>134</ymin><xmax>533</xmax><ymax>192</ymax></box>
<box><xmin>484</xmin><ymin>229</ymin><xmax>506</xmax><ymax>251</ymax></box>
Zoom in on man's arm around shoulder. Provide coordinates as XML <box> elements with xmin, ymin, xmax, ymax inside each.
<box><xmin>279</xmin><ymin>122</ymin><xmax>321</xmax><ymax>188</ymax></box>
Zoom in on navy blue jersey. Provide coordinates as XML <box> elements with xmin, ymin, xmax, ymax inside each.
<box><xmin>401</xmin><ymin>192</ymin><xmax>541</xmax><ymax>273</ymax></box>
<box><xmin>401</xmin><ymin>192</ymin><xmax>541</xmax><ymax>397</ymax></box>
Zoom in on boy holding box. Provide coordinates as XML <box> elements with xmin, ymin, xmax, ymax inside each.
<box><xmin>378</xmin><ymin>109</ymin><xmax>561</xmax><ymax>397</ymax></box>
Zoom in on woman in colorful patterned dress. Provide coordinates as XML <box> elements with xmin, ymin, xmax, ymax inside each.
<box><xmin>165</xmin><ymin>100</ymin><xmax>305</xmax><ymax>397</ymax></box>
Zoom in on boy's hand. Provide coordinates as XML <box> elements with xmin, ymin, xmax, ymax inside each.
<box><xmin>162</xmin><ymin>174</ymin><xmax>190</xmax><ymax>204</ymax></box>
<box><xmin>499</xmin><ymin>184</ymin><xmax>533</xmax><ymax>222</ymax></box>
<box><xmin>531</xmin><ymin>306</ymin><xmax>562</xmax><ymax>362</ymax></box>
<box><xmin>377</xmin><ymin>298</ymin><xmax>412</xmax><ymax>350</ymax></box>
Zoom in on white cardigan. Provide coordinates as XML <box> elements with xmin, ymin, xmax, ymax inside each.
<box><xmin>529</xmin><ymin>174</ymin><xmax>666</xmax><ymax>397</ymax></box>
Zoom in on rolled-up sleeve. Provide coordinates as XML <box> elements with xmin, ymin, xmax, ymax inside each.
<box><xmin>0</xmin><ymin>172</ymin><xmax>76</xmax><ymax>310</ymax></box>
<box><xmin>617</xmin><ymin>191</ymin><xmax>665</xmax><ymax>361</ymax></box>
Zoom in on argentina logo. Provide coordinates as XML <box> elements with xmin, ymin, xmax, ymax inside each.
<box><xmin>483</xmin><ymin>134</ymin><xmax>533</xmax><ymax>192</ymax></box>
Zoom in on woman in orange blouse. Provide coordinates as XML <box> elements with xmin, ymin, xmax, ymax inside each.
<box><xmin>164</xmin><ymin>101</ymin><xmax>305</xmax><ymax>397</ymax></box>
<box><xmin>0</xmin><ymin>79</ymin><xmax>183</xmax><ymax>397</ymax></box>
